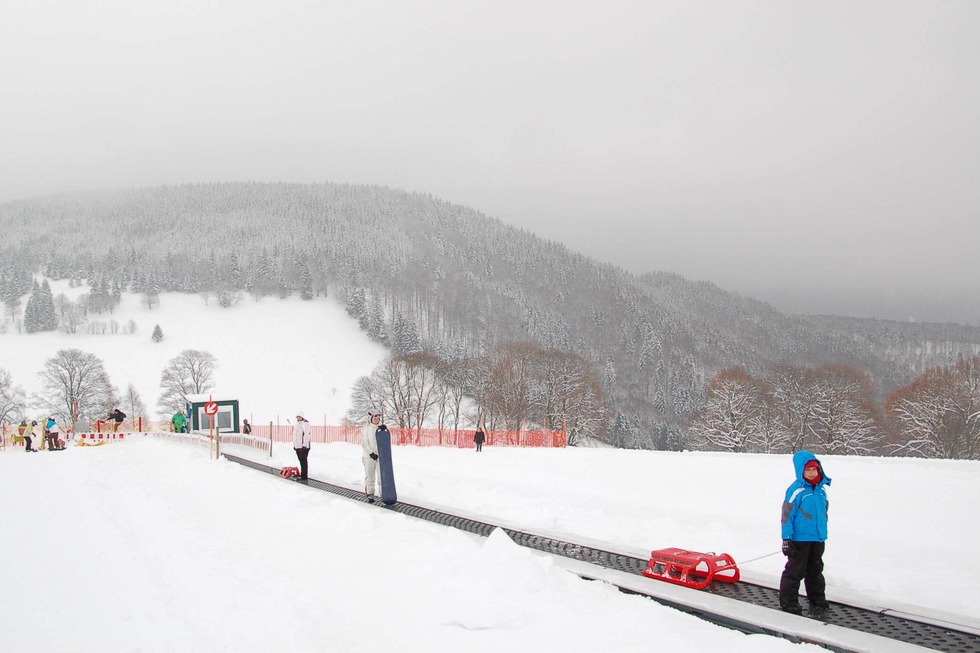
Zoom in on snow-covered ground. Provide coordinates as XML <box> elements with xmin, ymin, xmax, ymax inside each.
<box><xmin>2</xmin><ymin>436</ymin><xmax>978</xmax><ymax>652</ymax></box>
<box><xmin>0</xmin><ymin>281</ymin><xmax>388</xmax><ymax>423</ymax></box>
<box><xmin>2</xmin><ymin>284</ymin><xmax>979</xmax><ymax>651</ymax></box>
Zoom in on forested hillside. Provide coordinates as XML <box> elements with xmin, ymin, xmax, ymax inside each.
<box><xmin>2</xmin><ymin>183</ymin><xmax>979</xmax><ymax>451</ymax></box>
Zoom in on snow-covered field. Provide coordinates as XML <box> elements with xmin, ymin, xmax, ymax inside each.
<box><xmin>2</xmin><ymin>438</ymin><xmax>978</xmax><ymax>652</ymax></box>
<box><xmin>2</xmin><ymin>284</ymin><xmax>979</xmax><ymax>651</ymax></box>
<box><xmin>0</xmin><ymin>281</ymin><xmax>388</xmax><ymax>423</ymax></box>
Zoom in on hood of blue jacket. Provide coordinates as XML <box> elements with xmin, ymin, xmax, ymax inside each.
<box><xmin>793</xmin><ymin>450</ymin><xmax>831</xmax><ymax>487</ymax></box>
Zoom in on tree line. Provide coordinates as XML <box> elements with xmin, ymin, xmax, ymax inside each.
<box><xmin>686</xmin><ymin>357</ymin><xmax>980</xmax><ymax>459</ymax></box>
<box><xmin>0</xmin><ymin>349</ymin><xmax>216</xmax><ymax>429</ymax></box>
<box><xmin>348</xmin><ymin>341</ymin><xmax>605</xmax><ymax>446</ymax></box>
<box><xmin>3</xmin><ymin>182</ymin><xmax>980</xmax><ymax>450</ymax></box>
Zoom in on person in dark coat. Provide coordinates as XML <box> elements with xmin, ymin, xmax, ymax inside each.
<box><xmin>474</xmin><ymin>427</ymin><xmax>486</xmax><ymax>452</ymax></box>
<box><xmin>107</xmin><ymin>408</ymin><xmax>126</xmax><ymax>432</ymax></box>
<box><xmin>779</xmin><ymin>450</ymin><xmax>832</xmax><ymax>616</ymax></box>
<box><xmin>242</xmin><ymin>419</ymin><xmax>252</xmax><ymax>435</ymax></box>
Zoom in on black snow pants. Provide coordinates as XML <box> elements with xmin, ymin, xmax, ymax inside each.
<box><xmin>294</xmin><ymin>446</ymin><xmax>310</xmax><ymax>480</ymax></box>
<box><xmin>779</xmin><ymin>541</ymin><xmax>827</xmax><ymax>610</ymax></box>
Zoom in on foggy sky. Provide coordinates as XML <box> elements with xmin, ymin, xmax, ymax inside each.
<box><xmin>2</xmin><ymin>1</ymin><xmax>978</xmax><ymax>324</ymax></box>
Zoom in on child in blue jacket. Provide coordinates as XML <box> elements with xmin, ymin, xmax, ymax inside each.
<box><xmin>779</xmin><ymin>450</ymin><xmax>831</xmax><ymax>615</ymax></box>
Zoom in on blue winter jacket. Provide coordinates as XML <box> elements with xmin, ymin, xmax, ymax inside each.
<box><xmin>781</xmin><ymin>450</ymin><xmax>831</xmax><ymax>542</ymax></box>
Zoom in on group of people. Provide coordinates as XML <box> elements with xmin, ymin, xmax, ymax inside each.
<box><xmin>290</xmin><ymin>411</ymin><xmax>488</xmax><ymax>500</ymax></box>
<box><xmin>15</xmin><ymin>417</ymin><xmax>66</xmax><ymax>451</ymax></box>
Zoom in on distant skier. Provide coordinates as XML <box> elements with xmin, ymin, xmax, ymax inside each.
<box><xmin>107</xmin><ymin>408</ymin><xmax>126</xmax><ymax>432</ymax></box>
<box><xmin>361</xmin><ymin>411</ymin><xmax>382</xmax><ymax>502</ymax></box>
<box><xmin>24</xmin><ymin>421</ymin><xmax>38</xmax><ymax>452</ymax></box>
<box><xmin>779</xmin><ymin>450</ymin><xmax>831</xmax><ymax>616</ymax></box>
<box><xmin>292</xmin><ymin>411</ymin><xmax>311</xmax><ymax>481</ymax></box>
<box><xmin>45</xmin><ymin>417</ymin><xmax>62</xmax><ymax>450</ymax></box>
<box><xmin>474</xmin><ymin>426</ymin><xmax>486</xmax><ymax>452</ymax></box>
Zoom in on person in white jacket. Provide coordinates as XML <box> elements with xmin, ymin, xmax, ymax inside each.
<box><xmin>361</xmin><ymin>411</ymin><xmax>382</xmax><ymax>502</ymax></box>
<box><xmin>293</xmin><ymin>411</ymin><xmax>312</xmax><ymax>481</ymax></box>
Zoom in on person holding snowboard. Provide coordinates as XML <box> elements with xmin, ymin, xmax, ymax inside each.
<box><xmin>292</xmin><ymin>411</ymin><xmax>312</xmax><ymax>481</ymax></box>
<box><xmin>474</xmin><ymin>426</ymin><xmax>486</xmax><ymax>452</ymax></box>
<box><xmin>361</xmin><ymin>410</ymin><xmax>383</xmax><ymax>502</ymax></box>
<box><xmin>779</xmin><ymin>450</ymin><xmax>831</xmax><ymax>616</ymax></box>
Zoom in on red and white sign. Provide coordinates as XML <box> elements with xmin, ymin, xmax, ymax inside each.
<box><xmin>204</xmin><ymin>401</ymin><xmax>219</xmax><ymax>416</ymax></box>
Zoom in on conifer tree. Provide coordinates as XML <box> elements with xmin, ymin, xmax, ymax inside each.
<box><xmin>24</xmin><ymin>280</ymin><xmax>58</xmax><ymax>333</ymax></box>
<box><xmin>298</xmin><ymin>260</ymin><xmax>313</xmax><ymax>300</ymax></box>
<box><xmin>152</xmin><ymin>324</ymin><xmax>164</xmax><ymax>342</ymax></box>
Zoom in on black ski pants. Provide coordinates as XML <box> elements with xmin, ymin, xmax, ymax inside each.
<box><xmin>294</xmin><ymin>446</ymin><xmax>310</xmax><ymax>480</ymax></box>
<box><xmin>779</xmin><ymin>541</ymin><xmax>827</xmax><ymax>609</ymax></box>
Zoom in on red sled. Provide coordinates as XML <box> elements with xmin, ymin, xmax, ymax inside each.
<box><xmin>642</xmin><ymin>547</ymin><xmax>740</xmax><ymax>590</ymax></box>
<box><xmin>279</xmin><ymin>466</ymin><xmax>301</xmax><ymax>478</ymax></box>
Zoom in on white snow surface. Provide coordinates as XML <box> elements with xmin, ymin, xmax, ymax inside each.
<box><xmin>1</xmin><ymin>438</ymin><xmax>978</xmax><ymax>653</ymax></box>
<box><xmin>1</xmin><ymin>281</ymin><xmax>389</xmax><ymax>423</ymax></box>
<box><xmin>2</xmin><ymin>283</ymin><xmax>979</xmax><ymax>651</ymax></box>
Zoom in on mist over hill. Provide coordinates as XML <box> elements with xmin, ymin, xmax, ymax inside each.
<box><xmin>2</xmin><ymin>182</ymin><xmax>979</xmax><ymax>448</ymax></box>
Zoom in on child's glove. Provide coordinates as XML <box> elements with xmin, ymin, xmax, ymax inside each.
<box><xmin>782</xmin><ymin>539</ymin><xmax>793</xmax><ymax>556</ymax></box>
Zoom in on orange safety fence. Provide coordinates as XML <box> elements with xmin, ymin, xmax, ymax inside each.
<box><xmin>249</xmin><ymin>424</ymin><xmax>567</xmax><ymax>448</ymax></box>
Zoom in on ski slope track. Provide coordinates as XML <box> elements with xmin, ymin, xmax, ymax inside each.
<box><xmin>224</xmin><ymin>450</ymin><xmax>980</xmax><ymax>653</ymax></box>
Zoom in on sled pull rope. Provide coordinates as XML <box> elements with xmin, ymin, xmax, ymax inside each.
<box><xmin>737</xmin><ymin>550</ymin><xmax>781</xmax><ymax>566</ymax></box>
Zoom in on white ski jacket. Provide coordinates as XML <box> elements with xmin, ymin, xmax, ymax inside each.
<box><xmin>361</xmin><ymin>423</ymin><xmax>379</xmax><ymax>459</ymax></box>
<box><xmin>292</xmin><ymin>420</ymin><xmax>312</xmax><ymax>449</ymax></box>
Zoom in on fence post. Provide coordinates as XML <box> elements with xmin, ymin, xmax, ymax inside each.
<box><xmin>269</xmin><ymin>421</ymin><xmax>273</xmax><ymax>458</ymax></box>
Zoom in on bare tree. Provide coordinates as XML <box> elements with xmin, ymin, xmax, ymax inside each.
<box><xmin>122</xmin><ymin>383</ymin><xmax>147</xmax><ymax>426</ymax></box>
<box><xmin>688</xmin><ymin>367</ymin><xmax>762</xmax><ymax>453</ymax></box>
<box><xmin>347</xmin><ymin>375</ymin><xmax>386</xmax><ymax>424</ymax></box>
<box><xmin>158</xmin><ymin>350</ymin><xmax>217</xmax><ymax>414</ymax></box>
<box><xmin>810</xmin><ymin>365</ymin><xmax>882</xmax><ymax>455</ymax></box>
<box><xmin>34</xmin><ymin>349</ymin><xmax>115</xmax><ymax>426</ymax></box>
<box><xmin>0</xmin><ymin>368</ymin><xmax>26</xmax><ymax>424</ymax></box>
<box><xmin>537</xmin><ymin>347</ymin><xmax>607</xmax><ymax>446</ymax></box>
<box><xmin>434</xmin><ymin>356</ymin><xmax>470</xmax><ymax>431</ymax></box>
<box><xmin>887</xmin><ymin>357</ymin><xmax>980</xmax><ymax>459</ymax></box>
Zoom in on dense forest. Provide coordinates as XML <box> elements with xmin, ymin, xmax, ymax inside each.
<box><xmin>2</xmin><ymin>183</ymin><xmax>978</xmax><ymax>454</ymax></box>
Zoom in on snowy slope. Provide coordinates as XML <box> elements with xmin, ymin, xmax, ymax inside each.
<box><xmin>3</xmin><ymin>284</ymin><xmax>979</xmax><ymax>651</ymax></box>
<box><xmin>0</xmin><ymin>281</ymin><xmax>388</xmax><ymax>422</ymax></box>
<box><xmin>3</xmin><ymin>437</ymin><xmax>978</xmax><ymax>653</ymax></box>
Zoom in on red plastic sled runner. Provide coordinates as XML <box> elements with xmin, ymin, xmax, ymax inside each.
<box><xmin>642</xmin><ymin>547</ymin><xmax>740</xmax><ymax>590</ymax></box>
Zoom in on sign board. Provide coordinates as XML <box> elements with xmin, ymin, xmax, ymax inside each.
<box><xmin>204</xmin><ymin>401</ymin><xmax>219</xmax><ymax>416</ymax></box>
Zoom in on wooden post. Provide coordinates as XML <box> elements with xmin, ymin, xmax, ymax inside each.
<box><xmin>269</xmin><ymin>421</ymin><xmax>273</xmax><ymax>457</ymax></box>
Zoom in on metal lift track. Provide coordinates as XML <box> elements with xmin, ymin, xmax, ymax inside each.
<box><xmin>222</xmin><ymin>453</ymin><xmax>980</xmax><ymax>653</ymax></box>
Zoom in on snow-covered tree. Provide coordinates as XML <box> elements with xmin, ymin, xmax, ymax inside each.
<box><xmin>688</xmin><ymin>367</ymin><xmax>762</xmax><ymax>453</ymax></box>
<box><xmin>0</xmin><ymin>368</ymin><xmax>26</xmax><ymax>425</ymax></box>
<box><xmin>158</xmin><ymin>350</ymin><xmax>217</xmax><ymax>414</ymax></box>
<box><xmin>24</xmin><ymin>280</ymin><xmax>58</xmax><ymax>333</ymax></box>
<box><xmin>122</xmin><ymin>383</ymin><xmax>147</xmax><ymax>425</ymax></box>
<box><xmin>34</xmin><ymin>349</ymin><xmax>115</xmax><ymax>425</ymax></box>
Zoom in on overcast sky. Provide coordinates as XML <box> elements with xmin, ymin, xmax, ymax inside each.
<box><xmin>2</xmin><ymin>0</ymin><xmax>978</xmax><ymax>324</ymax></box>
